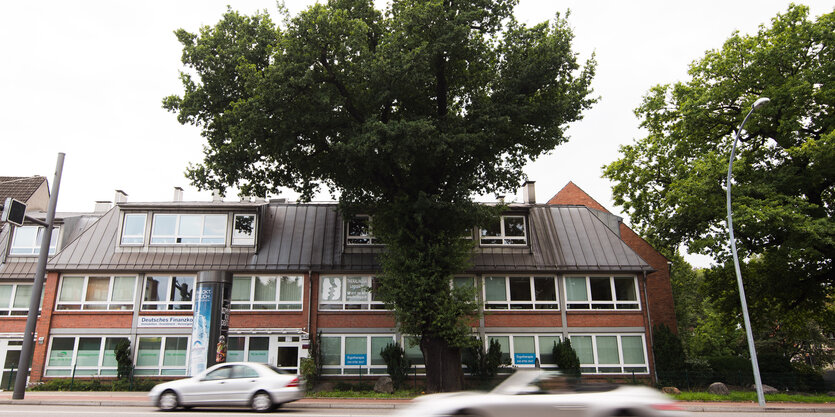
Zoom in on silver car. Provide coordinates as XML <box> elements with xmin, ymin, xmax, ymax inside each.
<box><xmin>396</xmin><ymin>369</ymin><xmax>690</xmax><ymax>417</ymax></box>
<box><xmin>148</xmin><ymin>362</ymin><xmax>303</xmax><ymax>412</ymax></box>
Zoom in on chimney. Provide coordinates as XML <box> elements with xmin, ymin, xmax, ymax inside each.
<box><xmin>173</xmin><ymin>187</ymin><xmax>184</xmax><ymax>202</ymax></box>
<box><xmin>114</xmin><ymin>190</ymin><xmax>128</xmax><ymax>204</ymax></box>
<box><xmin>496</xmin><ymin>195</ymin><xmax>505</xmax><ymax>205</ymax></box>
<box><xmin>522</xmin><ymin>180</ymin><xmax>536</xmax><ymax>204</ymax></box>
<box><xmin>94</xmin><ymin>201</ymin><xmax>112</xmax><ymax>212</ymax></box>
<box><xmin>212</xmin><ymin>189</ymin><xmax>223</xmax><ymax>203</ymax></box>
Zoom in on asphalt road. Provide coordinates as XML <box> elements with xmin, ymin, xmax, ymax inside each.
<box><xmin>0</xmin><ymin>405</ymin><xmax>833</xmax><ymax>417</ymax></box>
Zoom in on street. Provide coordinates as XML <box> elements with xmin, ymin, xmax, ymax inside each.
<box><xmin>0</xmin><ymin>405</ymin><xmax>833</xmax><ymax>417</ymax></box>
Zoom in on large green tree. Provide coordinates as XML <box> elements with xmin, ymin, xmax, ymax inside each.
<box><xmin>164</xmin><ymin>0</ymin><xmax>595</xmax><ymax>391</ymax></box>
<box><xmin>604</xmin><ymin>5</ymin><xmax>834</xmax><ymax>363</ymax></box>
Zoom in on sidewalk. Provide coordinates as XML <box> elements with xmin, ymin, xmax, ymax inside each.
<box><xmin>0</xmin><ymin>391</ymin><xmax>834</xmax><ymax>412</ymax></box>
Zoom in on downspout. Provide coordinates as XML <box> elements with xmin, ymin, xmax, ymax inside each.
<box><xmin>307</xmin><ymin>269</ymin><xmax>313</xmax><ymax>337</ymax></box>
<box><xmin>642</xmin><ymin>269</ymin><xmax>657</xmax><ymax>383</ymax></box>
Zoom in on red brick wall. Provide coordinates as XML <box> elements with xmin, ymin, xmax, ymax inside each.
<box><xmin>619</xmin><ymin>225</ymin><xmax>677</xmax><ymax>331</ymax></box>
<box><xmin>485</xmin><ymin>312</ymin><xmax>561</xmax><ymax>328</ymax></box>
<box><xmin>30</xmin><ymin>272</ymin><xmax>60</xmax><ymax>380</ymax></box>
<box><xmin>565</xmin><ymin>312</ymin><xmax>645</xmax><ymax>327</ymax></box>
<box><xmin>547</xmin><ymin>181</ymin><xmax>610</xmax><ymax>213</ymax></box>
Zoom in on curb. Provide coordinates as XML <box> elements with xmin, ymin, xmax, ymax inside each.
<box><xmin>0</xmin><ymin>399</ymin><xmax>408</xmax><ymax>409</ymax></box>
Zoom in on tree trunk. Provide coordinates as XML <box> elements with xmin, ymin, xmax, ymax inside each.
<box><xmin>421</xmin><ymin>335</ymin><xmax>464</xmax><ymax>392</ymax></box>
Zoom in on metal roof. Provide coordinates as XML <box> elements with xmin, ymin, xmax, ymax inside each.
<box><xmin>46</xmin><ymin>202</ymin><xmax>652</xmax><ymax>274</ymax></box>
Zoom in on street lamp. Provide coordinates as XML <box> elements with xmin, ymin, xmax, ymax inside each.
<box><xmin>727</xmin><ymin>97</ymin><xmax>769</xmax><ymax>407</ymax></box>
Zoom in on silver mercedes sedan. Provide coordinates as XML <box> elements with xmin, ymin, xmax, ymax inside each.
<box><xmin>396</xmin><ymin>369</ymin><xmax>690</xmax><ymax>417</ymax></box>
<box><xmin>148</xmin><ymin>362</ymin><xmax>303</xmax><ymax>412</ymax></box>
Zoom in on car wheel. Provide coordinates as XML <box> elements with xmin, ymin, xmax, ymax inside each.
<box><xmin>455</xmin><ymin>409</ymin><xmax>483</xmax><ymax>417</ymax></box>
<box><xmin>251</xmin><ymin>391</ymin><xmax>274</xmax><ymax>412</ymax></box>
<box><xmin>158</xmin><ymin>390</ymin><xmax>179</xmax><ymax>411</ymax></box>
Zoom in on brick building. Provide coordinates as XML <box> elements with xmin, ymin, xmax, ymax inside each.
<box><xmin>1</xmin><ymin>181</ymin><xmax>676</xmax><ymax>384</ymax></box>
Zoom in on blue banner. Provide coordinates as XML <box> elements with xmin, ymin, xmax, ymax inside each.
<box><xmin>345</xmin><ymin>354</ymin><xmax>367</xmax><ymax>366</ymax></box>
<box><xmin>514</xmin><ymin>353</ymin><xmax>537</xmax><ymax>365</ymax></box>
<box><xmin>189</xmin><ymin>286</ymin><xmax>214</xmax><ymax>375</ymax></box>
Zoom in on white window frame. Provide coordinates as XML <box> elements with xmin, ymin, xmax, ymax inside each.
<box><xmin>568</xmin><ymin>334</ymin><xmax>649</xmax><ymax>375</ymax></box>
<box><xmin>231</xmin><ymin>213</ymin><xmax>257</xmax><ymax>246</ymax></box>
<box><xmin>230</xmin><ymin>275</ymin><xmax>303</xmax><ymax>311</ymax></box>
<box><xmin>346</xmin><ymin>215</ymin><xmax>380</xmax><ymax>245</ymax></box>
<box><xmin>480</xmin><ymin>215</ymin><xmax>527</xmax><ymax>246</ymax></box>
<box><xmin>483</xmin><ymin>276</ymin><xmax>559</xmax><ymax>310</ymax></box>
<box><xmin>485</xmin><ymin>334</ymin><xmax>564</xmax><ymax>368</ymax></box>
<box><xmin>319</xmin><ymin>334</ymin><xmax>396</xmax><ymax>375</ymax></box>
<box><xmin>141</xmin><ymin>275</ymin><xmax>195</xmax><ymax>311</ymax></box>
<box><xmin>149</xmin><ymin>213</ymin><xmax>228</xmax><ymax>245</ymax></box>
<box><xmin>319</xmin><ymin>275</ymin><xmax>386</xmax><ymax>311</ymax></box>
<box><xmin>564</xmin><ymin>275</ymin><xmax>641</xmax><ymax>310</ymax></box>
<box><xmin>120</xmin><ymin>213</ymin><xmax>147</xmax><ymax>245</ymax></box>
<box><xmin>44</xmin><ymin>335</ymin><xmax>129</xmax><ymax>377</ymax></box>
<box><xmin>55</xmin><ymin>275</ymin><xmax>137</xmax><ymax>311</ymax></box>
<box><xmin>0</xmin><ymin>283</ymin><xmax>42</xmax><ymax>316</ymax></box>
<box><xmin>134</xmin><ymin>335</ymin><xmax>190</xmax><ymax>376</ymax></box>
<box><xmin>9</xmin><ymin>225</ymin><xmax>59</xmax><ymax>255</ymax></box>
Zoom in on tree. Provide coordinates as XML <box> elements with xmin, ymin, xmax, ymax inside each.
<box><xmin>380</xmin><ymin>342</ymin><xmax>411</xmax><ymax>390</ymax></box>
<box><xmin>114</xmin><ymin>339</ymin><xmax>133</xmax><ymax>380</ymax></box>
<box><xmin>164</xmin><ymin>0</ymin><xmax>595</xmax><ymax>391</ymax></box>
<box><xmin>552</xmin><ymin>338</ymin><xmax>580</xmax><ymax>377</ymax></box>
<box><xmin>603</xmin><ymin>5</ymin><xmax>834</xmax><ymax>364</ymax></box>
<box><xmin>652</xmin><ymin>324</ymin><xmax>685</xmax><ymax>382</ymax></box>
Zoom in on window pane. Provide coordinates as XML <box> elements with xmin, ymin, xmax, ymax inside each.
<box><xmin>46</xmin><ymin>227</ymin><xmax>59</xmax><ymax>253</ymax></box>
<box><xmin>370</xmin><ymin>337</ymin><xmax>392</xmax><ymax>366</ymax></box>
<box><xmin>508</xmin><ymin>277</ymin><xmax>531</xmax><ymax>301</ymax></box>
<box><xmin>570</xmin><ymin>336</ymin><xmax>593</xmax><ymax>364</ymax></box>
<box><xmin>0</xmin><ymin>285</ymin><xmax>11</xmax><ymax>308</ymax></box>
<box><xmin>144</xmin><ymin>276</ymin><xmax>169</xmax><ymax>302</ymax></box>
<box><xmin>403</xmin><ymin>337</ymin><xmax>424</xmax><ymax>365</ymax></box>
<box><xmin>621</xmin><ymin>336</ymin><xmax>645</xmax><ymax>364</ymax></box>
<box><xmin>248</xmin><ymin>337</ymin><xmax>269</xmax><ymax>363</ymax></box>
<box><xmin>345</xmin><ymin>337</ymin><xmax>366</xmax><ymax>355</ymax></box>
<box><xmin>348</xmin><ymin>217</ymin><xmax>370</xmax><ymax>237</ymax></box>
<box><xmin>85</xmin><ymin>277</ymin><xmax>110</xmax><ymax>302</ymax></box>
<box><xmin>136</xmin><ymin>337</ymin><xmax>162</xmax><ymax>367</ymax></box>
<box><xmin>533</xmin><ymin>277</ymin><xmax>557</xmax><ymax>301</ymax></box>
<box><xmin>152</xmin><ymin>215</ymin><xmax>176</xmax><ymax>236</ymax></box>
<box><xmin>565</xmin><ymin>277</ymin><xmax>588</xmax><ymax>301</ymax></box>
<box><xmin>178</xmin><ymin>215</ymin><xmax>202</xmax><ymax>236</ymax></box>
<box><xmin>228</xmin><ymin>337</ymin><xmax>245</xmax><ymax>362</ymax></box>
<box><xmin>279</xmin><ymin>276</ymin><xmax>302</xmax><ymax>302</ymax></box>
<box><xmin>488</xmin><ymin>336</ymin><xmax>510</xmax><ymax>363</ymax></box>
<box><xmin>254</xmin><ymin>277</ymin><xmax>277</xmax><ymax>302</ymax></box>
<box><xmin>122</xmin><ymin>214</ymin><xmax>146</xmax><ymax>244</ymax></box>
<box><xmin>103</xmin><ymin>338</ymin><xmax>128</xmax><ymax>367</ymax></box>
<box><xmin>111</xmin><ymin>277</ymin><xmax>135</xmax><ymax>302</ymax></box>
<box><xmin>345</xmin><ymin>277</ymin><xmax>369</xmax><ymax>301</ymax></box>
<box><xmin>589</xmin><ymin>277</ymin><xmax>613</xmax><ymax>301</ymax></box>
<box><xmin>484</xmin><ymin>277</ymin><xmax>506</xmax><ymax>301</ymax></box>
<box><xmin>538</xmin><ymin>336</ymin><xmax>560</xmax><ymax>365</ymax></box>
<box><xmin>13</xmin><ymin>285</ymin><xmax>32</xmax><ymax>308</ymax></box>
<box><xmin>170</xmin><ymin>276</ymin><xmax>194</xmax><ymax>302</ymax></box>
<box><xmin>10</xmin><ymin>226</ymin><xmax>38</xmax><ymax>253</ymax></box>
<box><xmin>504</xmin><ymin>217</ymin><xmax>525</xmax><ymax>237</ymax></box>
<box><xmin>513</xmin><ymin>336</ymin><xmax>535</xmax><ymax>354</ymax></box>
<box><xmin>49</xmin><ymin>338</ymin><xmax>75</xmax><ymax>366</ymax></box>
<box><xmin>453</xmin><ymin>277</ymin><xmax>473</xmax><ymax>289</ymax></box>
<box><xmin>596</xmin><ymin>336</ymin><xmax>620</xmax><ymax>364</ymax></box>
<box><xmin>203</xmin><ymin>215</ymin><xmax>227</xmax><ymax>238</ymax></box>
<box><xmin>77</xmin><ymin>338</ymin><xmax>102</xmax><ymax>366</ymax></box>
<box><xmin>320</xmin><ymin>277</ymin><xmax>343</xmax><ymax>302</ymax></box>
<box><xmin>163</xmin><ymin>337</ymin><xmax>188</xmax><ymax>366</ymax></box>
<box><xmin>60</xmin><ymin>277</ymin><xmax>84</xmax><ymax>302</ymax></box>
<box><xmin>481</xmin><ymin>219</ymin><xmax>501</xmax><ymax>237</ymax></box>
<box><xmin>614</xmin><ymin>277</ymin><xmax>637</xmax><ymax>301</ymax></box>
<box><xmin>233</xmin><ymin>214</ymin><xmax>255</xmax><ymax>245</ymax></box>
<box><xmin>232</xmin><ymin>277</ymin><xmax>251</xmax><ymax>301</ymax></box>
<box><xmin>321</xmin><ymin>337</ymin><xmax>341</xmax><ymax>366</ymax></box>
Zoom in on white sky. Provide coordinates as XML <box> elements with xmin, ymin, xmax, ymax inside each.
<box><xmin>1</xmin><ymin>1</ymin><xmax>830</xmax><ymax>267</ymax></box>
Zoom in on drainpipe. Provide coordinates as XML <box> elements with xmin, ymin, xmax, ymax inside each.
<box><xmin>306</xmin><ymin>269</ymin><xmax>313</xmax><ymax>338</ymax></box>
<box><xmin>641</xmin><ymin>269</ymin><xmax>658</xmax><ymax>383</ymax></box>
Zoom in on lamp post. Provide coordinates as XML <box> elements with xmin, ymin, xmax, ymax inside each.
<box><xmin>727</xmin><ymin>97</ymin><xmax>769</xmax><ymax>407</ymax></box>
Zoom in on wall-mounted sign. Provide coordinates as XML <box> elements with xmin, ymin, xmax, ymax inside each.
<box><xmin>345</xmin><ymin>353</ymin><xmax>367</xmax><ymax>366</ymax></box>
<box><xmin>514</xmin><ymin>353</ymin><xmax>537</xmax><ymax>365</ymax></box>
<box><xmin>138</xmin><ymin>316</ymin><xmax>193</xmax><ymax>328</ymax></box>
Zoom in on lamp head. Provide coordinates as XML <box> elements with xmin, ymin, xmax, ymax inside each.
<box><xmin>752</xmin><ymin>97</ymin><xmax>770</xmax><ymax>110</ymax></box>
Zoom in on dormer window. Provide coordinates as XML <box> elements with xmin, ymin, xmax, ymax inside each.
<box><xmin>150</xmin><ymin>214</ymin><xmax>227</xmax><ymax>245</ymax></box>
<box><xmin>10</xmin><ymin>225</ymin><xmax>59</xmax><ymax>255</ymax></box>
<box><xmin>232</xmin><ymin>214</ymin><xmax>256</xmax><ymax>246</ymax></box>
<box><xmin>121</xmin><ymin>213</ymin><xmax>147</xmax><ymax>245</ymax></box>
<box><xmin>346</xmin><ymin>215</ymin><xmax>379</xmax><ymax>245</ymax></box>
<box><xmin>480</xmin><ymin>215</ymin><xmax>526</xmax><ymax>245</ymax></box>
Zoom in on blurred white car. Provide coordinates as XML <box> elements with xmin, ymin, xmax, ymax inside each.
<box><xmin>396</xmin><ymin>369</ymin><xmax>690</xmax><ymax>417</ymax></box>
<box><xmin>148</xmin><ymin>362</ymin><xmax>303</xmax><ymax>412</ymax></box>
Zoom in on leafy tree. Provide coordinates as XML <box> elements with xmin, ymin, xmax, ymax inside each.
<box><xmin>652</xmin><ymin>324</ymin><xmax>685</xmax><ymax>381</ymax></box>
<box><xmin>380</xmin><ymin>342</ymin><xmax>412</xmax><ymax>389</ymax></box>
<box><xmin>552</xmin><ymin>338</ymin><xmax>580</xmax><ymax>377</ymax></box>
<box><xmin>603</xmin><ymin>5</ymin><xmax>834</xmax><ymax>364</ymax></box>
<box><xmin>114</xmin><ymin>339</ymin><xmax>133</xmax><ymax>380</ymax></box>
<box><xmin>164</xmin><ymin>0</ymin><xmax>595</xmax><ymax>391</ymax></box>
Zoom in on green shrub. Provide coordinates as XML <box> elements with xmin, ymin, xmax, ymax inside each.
<box><xmin>380</xmin><ymin>342</ymin><xmax>411</xmax><ymax>389</ymax></box>
<box><xmin>464</xmin><ymin>338</ymin><xmax>509</xmax><ymax>379</ymax></box>
<box><xmin>553</xmin><ymin>339</ymin><xmax>580</xmax><ymax>377</ymax></box>
<box><xmin>114</xmin><ymin>339</ymin><xmax>133</xmax><ymax>380</ymax></box>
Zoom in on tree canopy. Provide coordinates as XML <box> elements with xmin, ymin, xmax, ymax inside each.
<box><xmin>604</xmin><ymin>5</ymin><xmax>834</xmax><ymax>362</ymax></box>
<box><xmin>165</xmin><ymin>0</ymin><xmax>595</xmax><ymax>391</ymax></box>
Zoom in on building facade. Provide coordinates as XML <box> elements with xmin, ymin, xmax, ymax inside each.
<box><xmin>1</xmin><ymin>182</ymin><xmax>676</xmax><ymax>384</ymax></box>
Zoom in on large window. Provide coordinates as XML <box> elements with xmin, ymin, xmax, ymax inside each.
<box><xmin>565</xmin><ymin>276</ymin><xmax>639</xmax><ymax>310</ymax></box>
<box><xmin>10</xmin><ymin>225</ymin><xmax>59</xmax><ymax>255</ymax></box>
<box><xmin>150</xmin><ymin>214</ymin><xmax>227</xmax><ymax>245</ymax></box>
<box><xmin>134</xmin><ymin>336</ymin><xmax>189</xmax><ymax>376</ymax></box>
<box><xmin>486</xmin><ymin>334</ymin><xmax>563</xmax><ymax>367</ymax></box>
<box><xmin>45</xmin><ymin>336</ymin><xmax>129</xmax><ymax>376</ymax></box>
<box><xmin>231</xmin><ymin>276</ymin><xmax>303</xmax><ymax>310</ymax></box>
<box><xmin>320</xmin><ymin>334</ymin><xmax>395</xmax><ymax>375</ymax></box>
<box><xmin>319</xmin><ymin>276</ymin><xmax>384</xmax><ymax>310</ymax></box>
<box><xmin>142</xmin><ymin>275</ymin><xmax>194</xmax><ymax>310</ymax></box>
<box><xmin>56</xmin><ymin>275</ymin><xmax>136</xmax><ymax>311</ymax></box>
<box><xmin>121</xmin><ymin>213</ymin><xmax>147</xmax><ymax>245</ymax></box>
<box><xmin>0</xmin><ymin>283</ymin><xmax>40</xmax><ymax>316</ymax></box>
<box><xmin>480</xmin><ymin>215</ymin><xmax>526</xmax><ymax>245</ymax></box>
<box><xmin>346</xmin><ymin>216</ymin><xmax>380</xmax><ymax>245</ymax></box>
<box><xmin>568</xmin><ymin>334</ymin><xmax>648</xmax><ymax>374</ymax></box>
<box><xmin>484</xmin><ymin>276</ymin><xmax>558</xmax><ymax>310</ymax></box>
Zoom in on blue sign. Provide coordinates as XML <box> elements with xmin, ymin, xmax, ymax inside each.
<box><xmin>514</xmin><ymin>353</ymin><xmax>537</xmax><ymax>365</ymax></box>
<box><xmin>345</xmin><ymin>354</ymin><xmax>367</xmax><ymax>366</ymax></box>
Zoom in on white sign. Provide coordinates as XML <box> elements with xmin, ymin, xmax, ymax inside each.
<box><xmin>138</xmin><ymin>316</ymin><xmax>193</xmax><ymax>328</ymax></box>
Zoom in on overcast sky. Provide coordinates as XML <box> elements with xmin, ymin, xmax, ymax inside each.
<box><xmin>1</xmin><ymin>1</ymin><xmax>831</xmax><ymax>267</ymax></box>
